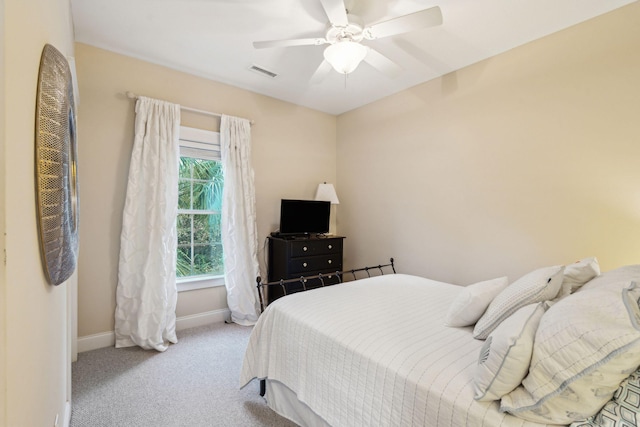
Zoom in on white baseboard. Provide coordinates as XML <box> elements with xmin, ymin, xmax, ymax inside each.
<box><xmin>77</xmin><ymin>308</ymin><xmax>231</xmax><ymax>353</ymax></box>
<box><xmin>77</xmin><ymin>331</ymin><xmax>115</xmax><ymax>353</ymax></box>
<box><xmin>176</xmin><ymin>308</ymin><xmax>230</xmax><ymax>330</ymax></box>
<box><xmin>63</xmin><ymin>401</ymin><xmax>71</xmax><ymax>427</ymax></box>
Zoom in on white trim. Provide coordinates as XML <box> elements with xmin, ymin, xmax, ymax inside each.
<box><xmin>63</xmin><ymin>401</ymin><xmax>71</xmax><ymax>427</ymax></box>
<box><xmin>175</xmin><ymin>308</ymin><xmax>230</xmax><ymax>330</ymax></box>
<box><xmin>177</xmin><ymin>275</ymin><xmax>225</xmax><ymax>292</ymax></box>
<box><xmin>77</xmin><ymin>331</ymin><xmax>115</xmax><ymax>353</ymax></box>
<box><xmin>180</xmin><ymin>126</ymin><xmax>219</xmax><ymax>143</ymax></box>
<box><xmin>76</xmin><ymin>308</ymin><xmax>231</xmax><ymax>353</ymax></box>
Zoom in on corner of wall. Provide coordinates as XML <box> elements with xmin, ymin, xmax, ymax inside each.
<box><xmin>0</xmin><ymin>0</ymin><xmax>7</xmax><ymax>423</ymax></box>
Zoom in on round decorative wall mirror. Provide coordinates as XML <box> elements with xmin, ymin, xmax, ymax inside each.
<box><xmin>35</xmin><ymin>44</ymin><xmax>79</xmax><ymax>286</ymax></box>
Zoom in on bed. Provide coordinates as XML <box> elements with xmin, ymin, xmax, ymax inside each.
<box><xmin>240</xmin><ymin>260</ymin><xmax>640</xmax><ymax>427</ymax></box>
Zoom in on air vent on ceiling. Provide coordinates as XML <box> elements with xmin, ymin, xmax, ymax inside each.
<box><xmin>249</xmin><ymin>65</ymin><xmax>278</xmax><ymax>78</ymax></box>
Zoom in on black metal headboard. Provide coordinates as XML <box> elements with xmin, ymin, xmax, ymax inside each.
<box><xmin>256</xmin><ymin>258</ymin><xmax>396</xmax><ymax>312</ymax></box>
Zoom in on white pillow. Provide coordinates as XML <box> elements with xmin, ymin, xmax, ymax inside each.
<box><xmin>445</xmin><ymin>277</ymin><xmax>509</xmax><ymax>327</ymax></box>
<box><xmin>500</xmin><ymin>281</ymin><xmax>640</xmax><ymax>425</ymax></box>
<box><xmin>473</xmin><ymin>265</ymin><xmax>564</xmax><ymax>340</ymax></box>
<box><xmin>556</xmin><ymin>257</ymin><xmax>600</xmax><ymax>299</ymax></box>
<box><xmin>580</xmin><ymin>264</ymin><xmax>640</xmax><ymax>292</ymax></box>
<box><xmin>474</xmin><ymin>301</ymin><xmax>549</xmax><ymax>402</ymax></box>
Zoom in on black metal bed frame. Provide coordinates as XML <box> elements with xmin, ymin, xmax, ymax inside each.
<box><xmin>255</xmin><ymin>257</ymin><xmax>396</xmax><ymax>312</ymax></box>
<box><xmin>254</xmin><ymin>258</ymin><xmax>396</xmax><ymax>397</ymax></box>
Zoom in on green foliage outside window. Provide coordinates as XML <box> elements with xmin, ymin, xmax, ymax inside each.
<box><xmin>177</xmin><ymin>157</ymin><xmax>224</xmax><ymax>278</ymax></box>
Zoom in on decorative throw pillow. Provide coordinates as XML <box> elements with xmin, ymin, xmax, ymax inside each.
<box><xmin>500</xmin><ymin>281</ymin><xmax>640</xmax><ymax>425</ymax></box>
<box><xmin>570</xmin><ymin>366</ymin><xmax>640</xmax><ymax>427</ymax></box>
<box><xmin>445</xmin><ymin>277</ymin><xmax>509</xmax><ymax>327</ymax></box>
<box><xmin>474</xmin><ymin>302</ymin><xmax>549</xmax><ymax>401</ymax></box>
<box><xmin>472</xmin><ymin>265</ymin><xmax>564</xmax><ymax>340</ymax></box>
<box><xmin>556</xmin><ymin>257</ymin><xmax>600</xmax><ymax>299</ymax></box>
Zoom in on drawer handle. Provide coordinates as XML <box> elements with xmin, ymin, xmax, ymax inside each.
<box><xmin>328</xmin><ymin>244</ymin><xmax>332</xmax><ymax>249</ymax></box>
<box><xmin>303</xmin><ymin>262</ymin><xmax>308</xmax><ymax>267</ymax></box>
<box><xmin>303</xmin><ymin>246</ymin><xmax>308</xmax><ymax>251</ymax></box>
<box><xmin>328</xmin><ymin>260</ymin><xmax>332</xmax><ymax>264</ymax></box>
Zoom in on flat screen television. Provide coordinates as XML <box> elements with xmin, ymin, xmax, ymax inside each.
<box><xmin>278</xmin><ymin>199</ymin><xmax>330</xmax><ymax>236</ymax></box>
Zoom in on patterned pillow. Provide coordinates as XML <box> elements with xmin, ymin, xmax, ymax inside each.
<box><xmin>570</xmin><ymin>366</ymin><xmax>640</xmax><ymax>427</ymax></box>
<box><xmin>474</xmin><ymin>302</ymin><xmax>549</xmax><ymax>401</ymax></box>
<box><xmin>500</xmin><ymin>281</ymin><xmax>640</xmax><ymax>425</ymax></box>
<box><xmin>445</xmin><ymin>277</ymin><xmax>509</xmax><ymax>327</ymax></box>
<box><xmin>473</xmin><ymin>265</ymin><xmax>564</xmax><ymax>339</ymax></box>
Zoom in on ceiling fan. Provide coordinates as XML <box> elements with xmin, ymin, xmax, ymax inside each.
<box><xmin>253</xmin><ymin>0</ymin><xmax>442</xmax><ymax>81</ymax></box>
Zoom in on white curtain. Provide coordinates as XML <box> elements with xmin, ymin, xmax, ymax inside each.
<box><xmin>221</xmin><ymin>115</ymin><xmax>260</xmax><ymax>325</ymax></box>
<box><xmin>115</xmin><ymin>96</ymin><xmax>180</xmax><ymax>351</ymax></box>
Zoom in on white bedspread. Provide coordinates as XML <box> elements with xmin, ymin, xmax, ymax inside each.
<box><xmin>240</xmin><ymin>274</ymin><xmax>555</xmax><ymax>427</ymax></box>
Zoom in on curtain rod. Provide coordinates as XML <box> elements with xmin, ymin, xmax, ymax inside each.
<box><xmin>125</xmin><ymin>91</ymin><xmax>254</xmax><ymax>125</ymax></box>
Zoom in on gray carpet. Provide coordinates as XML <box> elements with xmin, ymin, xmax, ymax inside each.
<box><xmin>71</xmin><ymin>322</ymin><xmax>297</xmax><ymax>426</ymax></box>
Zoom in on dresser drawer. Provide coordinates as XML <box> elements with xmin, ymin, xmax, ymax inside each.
<box><xmin>290</xmin><ymin>238</ymin><xmax>342</xmax><ymax>257</ymax></box>
<box><xmin>289</xmin><ymin>254</ymin><xmax>342</xmax><ymax>275</ymax></box>
<box><xmin>267</xmin><ymin>235</ymin><xmax>345</xmax><ymax>305</ymax></box>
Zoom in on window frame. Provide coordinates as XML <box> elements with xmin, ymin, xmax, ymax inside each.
<box><xmin>176</xmin><ymin>126</ymin><xmax>225</xmax><ymax>292</ymax></box>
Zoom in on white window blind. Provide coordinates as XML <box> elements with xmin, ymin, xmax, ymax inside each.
<box><xmin>179</xmin><ymin>126</ymin><xmax>220</xmax><ymax>161</ymax></box>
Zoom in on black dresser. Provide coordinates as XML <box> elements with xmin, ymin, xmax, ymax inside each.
<box><xmin>267</xmin><ymin>235</ymin><xmax>345</xmax><ymax>304</ymax></box>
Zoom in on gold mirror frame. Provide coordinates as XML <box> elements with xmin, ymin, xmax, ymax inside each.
<box><xmin>35</xmin><ymin>44</ymin><xmax>79</xmax><ymax>286</ymax></box>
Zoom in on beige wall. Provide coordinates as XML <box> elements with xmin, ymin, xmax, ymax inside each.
<box><xmin>2</xmin><ymin>0</ymin><xmax>76</xmax><ymax>425</ymax></box>
<box><xmin>74</xmin><ymin>43</ymin><xmax>336</xmax><ymax>337</ymax></box>
<box><xmin>337</xmin><ymin>3</ymin><xmax>640</xmax><ymax>285</ymax></box>
<box><xmin>0</xmin><ymin>0</ymin><xmax>6</xmax><ymax>422</ymax></box>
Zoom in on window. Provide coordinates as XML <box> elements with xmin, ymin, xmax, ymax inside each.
<box><xmin>176</xmin><ymin>126</ymin><xmax>224</xmax><ymax>291</ymax></box>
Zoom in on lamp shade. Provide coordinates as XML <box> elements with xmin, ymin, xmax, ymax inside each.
<box><xmin>315</xmin><ymin>183</ymin><xmax>339</xmax><ymax>204</ymax></box>
<box><xmin>323</xmin><ymin>41</ymin><xmax>368</xmax><ymax>74</ymax></box>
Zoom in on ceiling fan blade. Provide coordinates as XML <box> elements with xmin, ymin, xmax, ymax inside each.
<box><xmin>363</xmin><ymin>48</ymin><xmax>402</xmax><ymax>78</ymax></box>
<box><xmin>253</xmin><ymin>38</ymin><xmax>327</xmax><ymax>49</ymax></box>
<box><xmin>364</xmin><ymin>6</ymin><xmax>442</xmax><ymax>40</ymax></box>
<box><xmin>319</xmin><ymin>0</ymin><xmax>348</xmax><ymax>26</ymax></box>
<box><xmin>310</xmin><ymin>60</ymin><xmax>333</xmax><ymax>84</ymax></box>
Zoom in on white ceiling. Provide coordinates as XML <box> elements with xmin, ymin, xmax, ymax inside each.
<box><xmin>70</xmin><ymin>0</ymin><xmax>636</xmax><ymax>115</ymax></box>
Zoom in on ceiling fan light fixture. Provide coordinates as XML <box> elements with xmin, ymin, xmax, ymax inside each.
<box><xmin>323</xmin><ymin>40</ymin><xmax>367</xmax><ymax>74</ymax></box>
